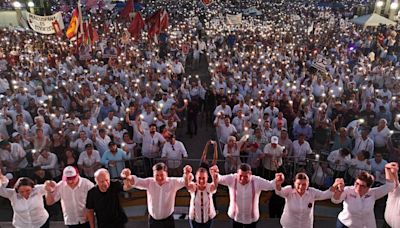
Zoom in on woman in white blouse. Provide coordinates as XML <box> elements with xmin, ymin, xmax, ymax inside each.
<box><xmin>332</xmin><ymin>162</ymin><xmax>398</xmax><ymax>228</ymax></box>
<box><xmin>385</xmin><ymin>163</ymin><xmax>400</xmax><ymax>228</ymax></box>
<box><xmin>223</xmin><ymin>135</ymin><xmax>248</xmax><ymax>173</ymax></box>
<box><xmin>275</xmin><ymin>172</ymin><xmax>342</xmax><ymax>228</ymax></box>
<box><xmin>184</xmin><ymin>165</ymin><xmax>218</xmax><ymax>228</ymax></box>
<box><xmin>0</xmin><ymin>171</ymin><xmax>51</xmax><ymax>228</ymax></box>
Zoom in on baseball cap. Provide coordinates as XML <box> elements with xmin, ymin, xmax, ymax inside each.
<box><xmin>63</xmin><ymin>166</ymin><xmax>78</xmax><ymax>180</ymax></box>
<box><xmin>271</xmin><ymin>136</ymin><xmax>279</xmax><ymax>144</ymax></box>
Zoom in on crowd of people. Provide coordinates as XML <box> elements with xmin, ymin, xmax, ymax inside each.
<box><xmin>0</xmin><ymin>0</ymin><xmax>399</xmax><ymax>226</ymax></box>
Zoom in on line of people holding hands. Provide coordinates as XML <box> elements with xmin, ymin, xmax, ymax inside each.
<box><xmin>0</xmin><ymin>161</ymin><xmax>399</xmax><ymax>228</ymax></box>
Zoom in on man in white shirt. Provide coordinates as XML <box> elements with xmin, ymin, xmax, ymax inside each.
<box><xmin>92</xmin><ymin>128</ymin><xmax>112</xmax><ymax>157</ymax></box>
<box><xmin>45</xmin><ymin>166</ymin><xmax>95</xmax><ymax>227</ymax></box>
<box><xmin>327</xmin><ymin>148</ymin><xmax>351</xmax><ymax>178</ymax></box>
<box><xmin>352</xmin><ymin>126</ymin><xmax>374</xmax><ymax>158</ymax></box>
<box><xmin>33</xmin><ymin>148</ymin><xmax>60</xmax><ymax>178</ymax></box>
<box><xmin>70</xmin><ymin>131</ymin><xmax>93</xmax><ymax>153</ymax></box>
<box><xmin>292</xmin><ymin>134</ymin><xmax>312</xmax><ymax>165</ymax></box>
<box><xmin>122</xmin><ymin>163</ymin><xmax>189</xmax><ymax>228</ymax></box>
<box><xmin>161</xmin><ymin>135</ymin><xmax>188</xmax><ymax>176</ymax></box>
<box><xmin>213</xmin><ymin>99</ymin><xmax>232</xmax><ymax>117</ymax></box>
<box><xmin>137</xmin><ymin>123</ymin><xmax>166</xmax><ymax>177</ymax></box>
<box><xmin>78</xmin><ymin>144</ymin><xmax>101</xmax><ymax>178</ymax></box>
<box><xmin>259</xmin><ymin>136</ymin><xmax>284</xmax><ymax>180</ymax></box>
<box><xmin>214</xmin><ymin>163</ymin><xmax>277</xmax><ymax>227</ymax></box>
<box><xmin>214</xmin><ymin>116</ymin><xmax>237</xmax><ymax>146</ymax></box>
<box><xmin>0</xmin><ymin>140</ymin><xmax>28</xmax><ymax>172</ymax></box>
<box><xmin>369</xmin><ymin>118</ymin><xmax>391</xmax><ymax>154</ymax></box>
<box><xmin>369</xmin><ymin>152</ymin><xmax>388</xmax><ymax>186</ymax></box>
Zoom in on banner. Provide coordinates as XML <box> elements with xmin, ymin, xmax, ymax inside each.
<box><xmin>226</xmin><ymin>13</ymin><xmax>242</xmax><ymax>25</ymax></box>
<box><xmin>312</xmin><ymin>54</ymin><xmax>331</xmax><ymax>73</ymax></box>
<box><xmin>27</xmin><ymin>12</ymin><xmax>64</xmax><ymax>35</ymax></box>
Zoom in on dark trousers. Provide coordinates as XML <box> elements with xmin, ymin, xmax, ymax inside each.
<box><xmin>148</xmin><ymin>214</ymin><xmax>175</xmax><ymax>228</ymax></box>
<box><xmin>40</xmin><ymin>219</ymin><xmax>50</xmax><ymax>228</ymax></box>
<box><xmin>187</xmin><ymin>115</ymin><xmax>198</xmax><ymax>135</ymax></box>
<box><xmin>190</xmin><ymin>219</ymin><xmax>213</xmax><ymax>228</ymax></box>
<box><xmin>68</xmin><ymin>222</ymin><xmax>90</xmax><ymax>228</ymax></box>
<box><xmin>232</xmin><ymin>220</ymin><xmax>257</xmax><ymax>228</ymax></box>
<box><xmin>336</xmin><ymin>219</ymin><xmax>348</xmax><ymax>228</ymax></box>
<box><xmin>144</xmin><ymin>157</ymin><xmax>155</xmax><ymax>177</ymax></box>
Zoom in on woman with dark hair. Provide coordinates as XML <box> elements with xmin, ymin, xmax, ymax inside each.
<box><xmin>0</xmin><ymin>170</ymin><xmax>51</xmax><ymax>228</ymax></box>
<box><xmin>274</xmin><ymin>172</ymin><xmax>343</xmax><ymax>228</ymax></box>
<box><xmin>332</xmin><ymin>162</ymin><xmax>398</xmax><ymax>228</ymax></box>
<box><xmin>184</xmin><ymin>165</ymin><xmax>218</xmax><ymax>228</ymax></box>
<box><xmin>60</xmin><ymin>148</ymin><xmax>78</xmax><ymax>169</ymax></box>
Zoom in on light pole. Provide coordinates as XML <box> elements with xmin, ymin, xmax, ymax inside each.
<box><xmin>27</xmin><ymin>1</ymin><xmax>35</xmax><ymax>14</ymax></box>
<box><xmin>389</xmin><ymin>1</ymin><xmax>399</xmax><ymax>20</ymax></box>
<box><xmin>12</xmin><ymin>1</ymin><xmax>23</xmax><ymax>26</ymax></box>
<box><xmin>375</xmin><ymin>0</ymin><xmax>385</xmax><ymax>15</ymax></box>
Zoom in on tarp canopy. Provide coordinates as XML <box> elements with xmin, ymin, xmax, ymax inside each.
<box><xmin>351</xmin><ymin>13</ymin><xmax>397</xmax><ymax>27</ymax></box>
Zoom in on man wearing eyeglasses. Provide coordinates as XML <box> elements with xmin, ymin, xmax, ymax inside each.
<box><xmin>161</xmin><ymin>135</ymin><xmax>188</xmax><ymax>176</ymax></box>
<box><xmin>44</xmin><ymin>166</ymin><xmax>94</xmax><ymax>228</ymax></box>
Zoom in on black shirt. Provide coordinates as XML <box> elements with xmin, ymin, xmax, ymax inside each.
<box><xmin>86</xmin><ymin>180</ymin><xmax>128</xmax><ymax>228</ymax></box>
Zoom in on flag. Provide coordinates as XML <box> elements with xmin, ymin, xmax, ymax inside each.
<box><xmin>128</xmin><ymin>12</ymin><xmax>144</xmax><ymax>39</ymax></box>
<box><xmin>88</xmin><ymin>20</ymin><xmax>99</xmax><ymax>43</ymax></box>
<box><xmin>160</xmin><ymin>9</ymin><xmax>168</xmax><ymax>31</ymax></box>
<box><xmin>66</xmin><ymin>8</ymin><xmax>79</xmax><ymax>39</ymax></box>
<box><xmin>120</xmin><ymin>0</ymin><xmax>133</xmax><ymax>19</ymax></box>
<box><xmin>147</xmin><ymin>9</ymin><xmax>168</xmax><ymax>37</ymax></box>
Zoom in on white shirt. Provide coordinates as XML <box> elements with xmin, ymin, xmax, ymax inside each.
<box><xmin>141</xmin><ymin>131</ymin><xmax>166</xmax><ymax>158</ymax></box>
<box><xmin>33</xmin><ymin>152</ymin><xmax>60</xmax><ymax>177</ymax></box>
<box><xmin>352</xmin><ymin>136</ymin><xmax>374</xmax><ymax>158</ymax></box>
<box><xmin>262</xmin><ymin>144</ymin><xmax>284</xmax><ymax>171</ymax></box>
<box><xmin>276</xmin><ymin>186</ymin><xmax>332</xmax><ymax>228</ymax></box>
<box><xmin>78</xmin><ymin>150</ymin><xmax>101</xmax><ymax>167</ymax></box>
<box><xmin>161</xmin><ymin>141</ymin><xmax>188</xmax><ymax>169</ymax></box>
<box><xmin>188</xmin><ymin>184</ymin><xmax>217</xmax><ymax>223</ymax></box>
<box><xmin>93</xmin><ymin>135</ymin><xmax>111</xmax><ymax>157</ymax></box>
<box><xmin>327</xmin><ymin>150</ymin><xmax>351</xmax><ymax>172</ymax></box>
<box><xmin>213</xmin><ymin>105</ymin><xmax>232</xmax><ymax>117</ymax></box>
<box><xmin>0</xmin><ymin>184</ymin><xmax>49</xmax><ymax>228</ymax></box>
<box><xmin>292</xmin><ymin>140</ymin><xmax>312</xmax><ymax>163</ymax></box>
<box><xmin>53</xmin><ymin>177</ymin><xmax>95</xmax><ymax>225</ymax></box>
<box><xmin>332</xmin><ymin>182</ymin><xmax>395</xmax><ymax>228</ymax></box>
<box><xmin>0</xmin><ymin>143</ymin><xmax>28</xmax><ymax>171</ymax></box>
<box><xmin>70</xmin><ymin>138</ymin><xmax>93</xmax><ymax>153</ymax></box>
<box><xmin>385</xmin><ymin>184</ymin><xmax>400</xmax><ymax>228</ymax></box>
<box><xmin>218</xmin><ymin>174</ymin><xmax>275</xmax><ymax>224</ymax></box>
<box><xmin>217</xmin><ymin>123</ymin><xmax>237</xmax><ymax>145</ymax></box>
<box><xmin>132</xmin><ymin>176</ymin><xmax>185</xmax><ymax>219</ymax></box>
<box><xmin>369</xmin><ymin>126</ymin><xmax>391</xmax><ymax>148</ymax></box>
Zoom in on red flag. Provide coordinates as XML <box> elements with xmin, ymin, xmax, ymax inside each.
<box><xmin>120</xmin><ymin>0</ymin><xmax>133</xmax><ymax>19</ymax></box>
<box><xmin>128</xmin><ymin>12</ymin><xmax>144</xmax><ymax>39</ymax></box>
<box><xmin>88</xmin><ymin>20</ymin><xmax>99</xmax><ymax>43</ymax></box>
<box><xmin>160</xmin><ymin>9</ymin><xmax>168</xmax><ymax>31</ymax></box>
<box><xmin>147</xmin><ymin>9</ymin><xmax>168</xmax><ymax>37</ymax></box>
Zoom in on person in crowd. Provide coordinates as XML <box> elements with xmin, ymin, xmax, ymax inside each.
<box><xmin>86</xmin><ymin>168</ymin><xmax>128</xmax><ymax>228</ymax></box>
<box><xmin>223</xmin><ymin>135</ymin><xmax>248</xmax><ymax>174</ymax></box>
<box><xmin>44</xmin><ymin>166</ymin><xmax>94</xmax><ymax>227</ymax></box>
<box><xmin>369</xmin><ymin>152</ymin><xmax>388</xmax><ymax>186</ymax></box>
<box><xmin>327</xmin><ymin>148</ymin><xmax>351</xmax><ymax>179</ymax></box>
<box><xmin>161</xmin><ymin>134</ymin><xmax>188</xmax><ymax>176</ymax></box>
<box><xmin>259</xmin><ymin>136</ymin><xmax>284</xmax><ymax>180</ymax></box>
<box><xmin>332</xmin><ymin>162</ymin><xmax>398</xmax><ymax>228</ymax></box>
<box><xmin>121</xmin><ymin>162</ymin><xmax>187</xmax><ymax>228</ymax></box>
<box><xmin>101</xmin><ymin>141</ymin><xmax>129</xmax><ymax>178</ymax></box>
<box><xmin>33</xmin><ymin>148</ymin><xmax>60</xmax><ymax>178</ymax></box>
<box><xmin>0</xmin><ymin>139</ymin><xmax>28</xmax><ymax>173</ymax></box>
<box><xmin>274</xmin><ymin>172</ymin><xmax>344</xmax><ymax>228</ymax></box>
<box><xmin>78</xmin><ymin>143</ymin><xmax>101</xmax><ymax>179</ymax></box>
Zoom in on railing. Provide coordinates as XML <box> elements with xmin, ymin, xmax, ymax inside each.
<box><xmin>1</xmin><ymin>155</ymin><xmax>374</xmax><ymax>189</ymax></box>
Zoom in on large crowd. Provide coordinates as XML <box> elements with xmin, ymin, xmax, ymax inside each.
<box><xmin>0</xmin><ymin>0</ymin><xmax>400</xmax><ymax>227</ymax></box>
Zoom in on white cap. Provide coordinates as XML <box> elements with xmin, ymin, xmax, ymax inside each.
<box><xmin>63</xmin><ymin>166</ymin><xmax>78</xmax><ymax>178</ymax></box>
<box><xmin>271</xmin><ymin>136</ymin><xmax>279</xmax><ymax>144</ymax></box>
